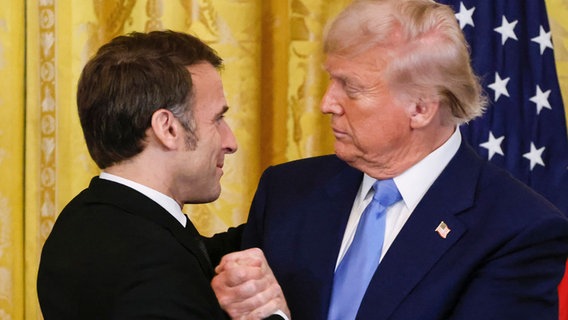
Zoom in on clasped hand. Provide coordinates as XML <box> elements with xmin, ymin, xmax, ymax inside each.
<box><xmin>211</xmin><ymin>248</ymin><xmax>291</xmax><ymax>320</ymax></box>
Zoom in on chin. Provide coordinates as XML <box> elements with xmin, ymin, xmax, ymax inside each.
<box><xmin>185</xmin><ymin>188</ymin><xmax>221</xmax><ymax>204</ymax></box>
<box><xmin>203</xmin><ymin>191</ymin><xmax>221</xmax><ymax>203</ymax></box>
<box><xmin>335</xmin><ymin>147</ymin><xmax>366</xmax><ymax>170</ymax></box>
<box><xmin>334</xmin><ymin>145</ymin><xmax>354</xmax><ymax>162</ymax></box>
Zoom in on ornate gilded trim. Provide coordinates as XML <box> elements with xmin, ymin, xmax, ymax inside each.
<box><xmin>87</xmin><ymin>0</ymin><xmax>137</xmax><ymax>58</ymax></box>
<box><xmin>145</xmin><ymin>0</ymin><xmax>163</xmax><ymax>31</ymax></box>
<box><xmin>39</xmin><ymin>0</ymin><xmax>57</xmax><ymax>242</ymax></box>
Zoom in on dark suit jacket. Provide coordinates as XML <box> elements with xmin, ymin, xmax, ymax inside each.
<box><xmin>37</xmin><ymin>177</ymin><xmax>241</xmax><ymax>320</ymax></box>
<box><xmin>242</xmin><ymin>141</ymin><xmax>568</xmax><ymax>320</ymax></box>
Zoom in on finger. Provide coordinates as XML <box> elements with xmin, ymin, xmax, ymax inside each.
<box><xmin>213</xmin><ymin>273</ymin><xmax>280</xmax><ymax>317</ymax></box>
<box><xmin>240</xmin><ymin>300</ymin><xmax>282</xmax><ymax>320</ymax></box>
<box><xmin>219</xmin><ymin>284</ymin><xmax>275</xmax><ymax>319</ymax></box>
<box><xmin>235</xmin><ymin>289</ymin><xmax>290</xmax><ymax>320</ymax></box>
<box><xmin>213</xmin><ymin>263</ymin><xmax>265</xmax><ymax>288</ymax></box>
<box><xmin>233</xmin><ymin>276</ymin><xmax>288</xmax><ymax>317</ymax></box>
<box><xmin>217</xmin><ymin>248</ymin><xmax>265</xmax><ymax>270</ymax></box>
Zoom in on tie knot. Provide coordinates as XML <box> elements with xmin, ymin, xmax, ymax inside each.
<box><xmin>372</xmin><ymin>179</ymin><xmax>401</xmax><ymax>208</ymax></box>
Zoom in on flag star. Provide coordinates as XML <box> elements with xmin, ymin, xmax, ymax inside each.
<box><xmin>479</xmin><ymin>131</ymin><xmax>505</xmax><ymax>160</ymax></box>
<box><xmin>488</xmin><ymin>72</ymin><xmax>510</xmax><ymax>101</ymax></box>
<box><xmin>455</xmin><ymin>2</ymin><xmax>475</xmax><ymax>29</ymax></box>
<box><xmin>494</xmin><ymin>16</ymin><xmax>518</xmax><ymax>45</ymax></box>
<box><xmin>523</xmin><ymin>143</ymin><xmax>546</xmax><ymax>170</ymax></box>
<box><xmin>529</xmin><ymin>85</ymin><xmax>552</xmax><ymax>115</ymax></box>
<box><xmin>531</xmin><ymin>26</ymin><xmax>553</xmax><ymax>55</ymax></box>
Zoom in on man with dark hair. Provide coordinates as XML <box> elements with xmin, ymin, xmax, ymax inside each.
<box><xmin>37</xmin><ymin>30</ymin><xmax>288</xmax><ymax>320</ymax></box>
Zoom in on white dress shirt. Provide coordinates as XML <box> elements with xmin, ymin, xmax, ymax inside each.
<box><xmin>335</xmin><ymin>128</ymin><xmax>462</xmax><ymax>269</ymax></box>
<box><xmin>99</xmin><ymin>172</ymin><xmax>187</xmax><ymax>227</ymax></box>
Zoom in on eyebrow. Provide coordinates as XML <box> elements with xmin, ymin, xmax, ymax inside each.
<box><xmin>216</xmin><ymin>105</ymin><xmax>229</xmax><ymax>118</ymax></box>
<box><xmin>331</xmin><ymin>73</ymin><xmax>362</xmax><ymax>88</ymax></box>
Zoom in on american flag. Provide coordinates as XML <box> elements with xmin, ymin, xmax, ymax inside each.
<box><xmin>436</xmin><ymin>0</ymin><xmax>568</xmax><ymax>215</ymax></box>
<box><xmin>437</xmin><ymin>1</ymin><xmax>568</xmax><ymax>317</ymax></box>
<box><xmin>435</xmin><ymin>221</ymin><xmax>451</xmax><ymax>239</ymax></box>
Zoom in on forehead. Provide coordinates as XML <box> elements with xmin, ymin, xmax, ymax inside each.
<box><xmin>187</xmin><ymin>62</ymin><xmax>222</xmax><ymax>90</ymax></box>
<box><xmin>324</xmin><ymin>54</ymin><xmax>389</xmax><ymax>91</ymax></box>
<box><xmin>186</xmin><ymin>62</ymin><xmax>226</xmax><ymax>113</ymax></box>
<box><xmin>324</xmin><ymin>49</ymin><xmax>386</xmax><ymax>77</ymax></box>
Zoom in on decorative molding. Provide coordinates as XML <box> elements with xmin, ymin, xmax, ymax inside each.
<box><xmin>145</xmin><ymin>0</ymin><xmax>163</xmax><ymax>31</ymax></box>
<box><xmin>87</xmin><ymin>0</ymin><xmax>136</xmax><ymax>58</ymax></box>
<box><xmin>39</xmin><ymin>0</ymin><xmax>56</xmax><ymax>242</ymax></box>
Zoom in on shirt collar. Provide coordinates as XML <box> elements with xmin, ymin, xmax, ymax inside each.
<box><xmin>99</xmin><ymin>172</ymin><xmax>187</xmax><ymax>227</ymax></box>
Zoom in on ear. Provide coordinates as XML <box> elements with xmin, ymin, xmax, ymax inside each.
<box><xmin>408</xmin><ymin>97</ymin><xmax>440</xmax><ymax>129</ymax></box>
<box><xmin>150</xmin><ymin>109</ymin><xmax>182</xmax><ymax>150</ymax></box>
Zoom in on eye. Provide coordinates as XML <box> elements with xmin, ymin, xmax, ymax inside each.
<box><xmin>215</xmin><ymin>106</ymin><xmax>229</xmax><ymax>124</ymax></box>
<box><xmin>337</xmin><ymin>78</ymin><xmax>362</xmax><ymax>98</ymax></box>
<box><xmin>215</xmin><ymin>113</ymin><xmax>227</xmax><ymax>125</ymax></box>
<box><xmin>345</xmin><ymin>84</ymin><xmax>358</xmax><ymax>93</ymax></box>
<box><xmin>345</xmin><ymin>84</ymin><xmax>363</xmax><ymax>99</ymax></box>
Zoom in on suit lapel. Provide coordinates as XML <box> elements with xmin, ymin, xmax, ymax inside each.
<box><xmin>357</xmin><ymin>142</ymin><xmax>483</xmax><ymax>319</ymax></box>
<box><xmin>87</xmin><ymin>177</ymin><xmax>214</xmax><ymax>278</ymax></box>
<box><xmin>292</xmin><ymin>163</ymin><xmax>363</xmax><ymax>317</ymax></box>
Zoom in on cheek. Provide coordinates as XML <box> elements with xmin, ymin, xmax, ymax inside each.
<box><xmin>200</xmin><ymin>126</ymin><xmax>221</xmax><ymax>147</ymax></box>
<box><xmin>344</xmin><ymin>100</ymin><xmax>382</xmax><ymax>135</ymax></box>
<box><xmin>203</xmin><ymin>131</ymin><xmax>224</xmax><ymax>163</ymax></box>
<box><xmin>351</xmin><ymin>105</ymin><xmax>409</xmax><ymax>145</ymax></box>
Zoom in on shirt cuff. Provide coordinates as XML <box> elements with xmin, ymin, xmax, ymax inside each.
<box><xmin>274</xmin><ymin>309</ymin><xmax>290</xmax><ymax>320</ymax></box>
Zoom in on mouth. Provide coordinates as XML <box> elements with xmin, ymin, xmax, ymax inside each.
<box><xmin>216</xmin><ymin>165</ymin><xmax>224</xmax><ymax>178</ymax></box>
<box><xmin>216</xmin><ymin>158</ymin><xmax>225</xmax><ymax>174</ymax></box>
<box><xmin>332</xmin><ymin>127</ymin><xmax>347</xmax><ymax>139</ymax></box>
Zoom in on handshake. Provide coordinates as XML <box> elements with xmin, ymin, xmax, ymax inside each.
<box><xmin>212</xmin><ymin>248</ymin><xmax>290</xmax><ymax>320</ymax></box>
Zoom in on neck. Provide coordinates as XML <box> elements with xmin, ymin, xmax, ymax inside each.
<box><xmin>104</xmin><ymin>156</ymin><xmax>174</xmax><ymax>201</ymax></box>
<box><xmin>356</xmin><ymin>126</ymin><xmax>456</xmax><ymax>180</ymax></box>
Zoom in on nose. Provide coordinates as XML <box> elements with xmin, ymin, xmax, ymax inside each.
<box><xmin>320</xmin><ymin>81</ymin><xmax>344</xmax><ymax>115</ymax></box>
<box><xmin>222</xmin><ymin>121</ymin><xmax>238</xmax><ymax>154</ymax></box>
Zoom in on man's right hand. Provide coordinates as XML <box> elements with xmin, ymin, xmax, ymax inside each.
<box><xmin>211</xmin><ymin>248</ymin><xmax>290</xmax><ymax>320</ymax></box>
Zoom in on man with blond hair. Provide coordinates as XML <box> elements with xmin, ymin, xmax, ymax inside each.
<box><xmin>221</xmin><ymin>1</ymin><xmax>568</xmax><ymax>319</ymax></box>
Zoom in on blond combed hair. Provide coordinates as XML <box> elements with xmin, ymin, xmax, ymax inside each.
<box><xmin>324</xmin><ymin>0</ymin><xmax>487</xmax><ymax>124</ymax></box>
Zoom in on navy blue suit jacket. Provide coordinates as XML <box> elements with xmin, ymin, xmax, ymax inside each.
<box><xmin>242</xmin><ymin>141</ymin><xmax>568</xmax><ymax>320</ymax></box>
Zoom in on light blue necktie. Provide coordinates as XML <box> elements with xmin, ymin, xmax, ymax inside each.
<box><xmin>328</xmin><ymin>179</ymin><xmax>402</xmax><ymax>320</ymax></box>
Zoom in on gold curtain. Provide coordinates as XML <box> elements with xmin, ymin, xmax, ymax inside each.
<box><xmin>548</xmin><ymin>0</ymin><xmax>568</xmax><ymax>124</ymax></box>
<box><xmin>0</xmin><ymin>0</ymin><xmax>567</xmax><ymax>318</ymax></box>
<box><xmin>0</xmin><ymin>1</ymin><xmax>25</xmax><ymax>320</ymax></box>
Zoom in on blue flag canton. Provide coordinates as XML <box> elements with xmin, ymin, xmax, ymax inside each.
<box><xmin>438</xmin><ymin>0</ymin><xmax>568</xmax><ymax>214</ymax></box>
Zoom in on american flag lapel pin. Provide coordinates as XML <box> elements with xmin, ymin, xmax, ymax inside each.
<box><xmin>435</xmin><ymin>221</ymin><xmax>451</xmax><ymax>239</ymax></box>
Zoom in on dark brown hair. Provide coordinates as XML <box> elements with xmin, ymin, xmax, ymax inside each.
<box><xmin>77</xmin><ymin>30</ymin><xmax>223</xmax><ymax>169</ymax></box>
